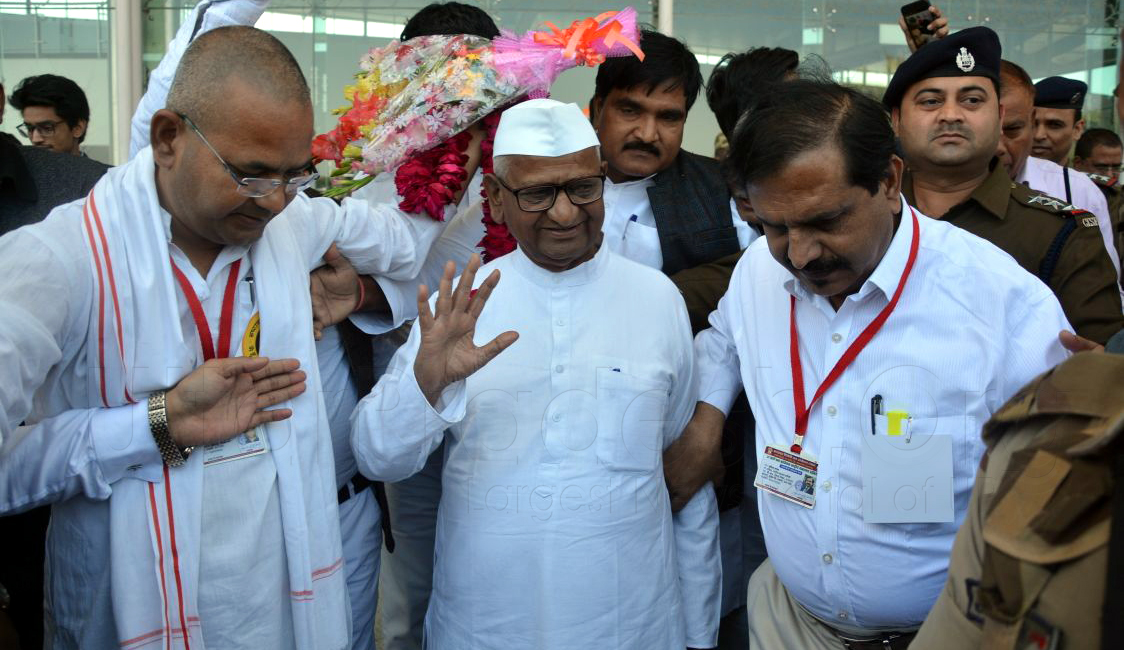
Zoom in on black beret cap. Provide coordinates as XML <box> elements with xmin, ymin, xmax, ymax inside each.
<box><xmin>1034</xmin><ymin>76</ymin><xmax>1086</xmax><ymax>110</ymax></box>
<box><xmin>883</xmin><ymin>26</ymin><xmax>1002</xmax><ymax>108</ymax></box>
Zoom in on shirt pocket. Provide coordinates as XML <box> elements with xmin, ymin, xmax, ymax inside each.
<box><xmin>595</xmin><ymin>366</ymin><xmax>672</xmax><ymax>473</ymax></box>
<box><xmin>619</xmin><ymin>220</ymin><xmax>664</xmax><ymax>269</ymax></box>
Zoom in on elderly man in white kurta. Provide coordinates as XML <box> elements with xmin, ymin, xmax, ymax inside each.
<box><xmin>351</xmin><ymin>99</ymin><xmax>722</xmax><ymax>649</ymax></box>
<box><xmin>0</xmin><ymin>27</ymin><xmax>453</xmax><ymax>650</ymax></box>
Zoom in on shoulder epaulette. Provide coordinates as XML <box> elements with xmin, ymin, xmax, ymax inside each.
<box><xmin>1014</xmin><ymin>186</ymin><xmax>1078</xmax><ymax>215</ymax></box>
<box><xmin>1084</xmin><ymin>171</ymin><xmax>1120</xmax><ymax>189</ymax></box>
<box><xmin>1011</xmin><ymin>187</ymin><xmax>1100</xmax><ymax>227</ymax></box>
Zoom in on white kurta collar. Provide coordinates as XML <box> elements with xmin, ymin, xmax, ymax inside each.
<box><xmin>605</xmin><ymin>173</ymin><xmax>656</xmax><ymax>189</ymax></box>
<box><xmin>509</xmin><ymin>240</ymin><xmax>611</xmax><ymax>288</ymax></box>
<box><xmin>784</xmin><ymin>194</ymin><xmax>918</xmax><ymax>307</ymax></box>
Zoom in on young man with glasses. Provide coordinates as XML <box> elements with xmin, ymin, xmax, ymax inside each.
<box><xmin>9</xmin><ymin>74</ymin><xmax>93</xmax><ymax>157</ymax></box>
<box><xmin>0</xmin><ymin>25</ymin><xmax>460</xmax><ymax>650</ymax></box>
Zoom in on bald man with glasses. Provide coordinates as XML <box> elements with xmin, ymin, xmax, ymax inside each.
<box><xmin>0</xmin><ymin>25</ymin><xmax>459</xmax><ymax>650</ymax></box>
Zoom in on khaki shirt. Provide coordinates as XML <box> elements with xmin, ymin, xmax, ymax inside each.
<box><xmin>670</xmin><ymin>249</ymin><xmax>743</xmax><ymax>334</ymax></box>
<box><xmin>1087</xmin><ymin>172</ymin><xmax>1124</xmax><ymax>273</ymax></box>
<box><xmin>904</xmin><ymin>163</ymin><xmax>1124</xmax><ymax>343</ymax></box>
<box><xmin>911</xmin><ymin>352</ymin><xmax>1124</xmax><ymax>650</ymax></box>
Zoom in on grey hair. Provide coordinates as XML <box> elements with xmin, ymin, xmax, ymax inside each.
<box><xmin>166</xmin><ymin>26</ymin><xmax>310</xmax><ymax>130</ymax></box>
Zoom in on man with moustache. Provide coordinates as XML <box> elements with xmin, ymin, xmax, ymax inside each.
<box><xmin>994</xmin><ymin>60</ymin><xmax>1120</xmax><ymax>286</ymax></box>
<box><xmin>886</xmin><ymin>27</ymin><xmax>1124</xmax><ymax>343</ymax></box>
<box><xmin>1032</xmin><ymin>77</ymin><xmax>1087</xmax><ymax>167</ymax></box>
<box><xmin>687</xmin><ymin>78</ymin><xmax>1069</xmax><ymax>650</ymax></box>
<box><xmin>589</xmin><ymin>29</ymin><xmax>755</xmax><ymax>280</ymax></box>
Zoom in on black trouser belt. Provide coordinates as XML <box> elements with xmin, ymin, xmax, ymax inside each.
<box><xmin>836</xmin><ymin>631</ymin><xmax>916</xmax><ymax>650</ymax></box>
<box><xmin>338</xmin><ymin>473</ymin><xmax>373</xmax><ymax>504</ymax></box>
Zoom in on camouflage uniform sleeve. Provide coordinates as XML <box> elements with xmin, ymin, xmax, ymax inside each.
<box><xmin>1048</xmin><ymin>212</ymin><xmax>1124</xmax><ymax>344</ymax></box>
<box><xmin>910</xmin><ymin>465</ymin><xmax>989</xmax><ymax>649</ymax></box>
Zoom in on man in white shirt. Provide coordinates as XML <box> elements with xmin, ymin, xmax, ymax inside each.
<box><xmin>689</xmin><ymin>79</ymin><xmax>1069</xmax><ymax>649</ymax></box>
<box><xmin>351</xmin><ymin>99</ymin><xmax>722</xmax><ymax>649</ymax></box>
<box><xmin>124</xmin><ymin>3</ymin><xmax>474</xmax><ymax>646</ymax></box>
<box><xmin>0</xmin><ymin>26</ymin><xmax>450</xmax><ymax>649</ymax></box>
<box><xmin>591</xmin><ymin>29</ymin><xmax>756</xmax><ymax>274</ymax></box>
<box><xmin>995</xmin><ymin>60</ymin><xmax>1120</xmax><ymax>283</ymax></box>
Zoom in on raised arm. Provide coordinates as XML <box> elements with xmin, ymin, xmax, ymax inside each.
<box><xmin>350</xmin><ymin>255</ymin><xmax>517</xmax><ymax>481</ymax></box>
<box><xmin>130</xmin><ymin>0</ymin><xmax>271</xmax><ymax>157</ymax></box>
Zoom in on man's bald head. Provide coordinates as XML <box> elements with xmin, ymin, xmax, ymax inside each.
<box><xmin>152</xmin><ymin>26</ymin><xmax>316</xmax><ymax>256</ymax></box>
<box><xmin>166</xmin><ymin>26</ymin><xmax>310</xmax><ymax>130</ymax></box>
<box><xmin>999</xmin><ymin>60</ymin><xmax>1033</xmax><ymax>102</ymax></box>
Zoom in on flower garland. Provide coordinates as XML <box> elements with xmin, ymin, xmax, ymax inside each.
<box><xmin>393</xmin><ymin>129</ymin><xmax>472</xmax><ymax>221</ymax></box>
<box><xmin>391</xmin><ymin>108</ymin><xmax>517</xmax><ymax>262</ymax></box>
<box><xmin>476</xmin><ymin>110</ymin><xmax>517</xmax><ymax>262</ymax></box>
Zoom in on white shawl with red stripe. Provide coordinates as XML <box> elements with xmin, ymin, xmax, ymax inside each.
<box><xmin>54</xmin><ymin>147</ymin><xmax>349</xmax><ymax>649</ymax></box>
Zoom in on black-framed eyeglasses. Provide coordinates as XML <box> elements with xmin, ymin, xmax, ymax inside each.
<box><xmin>494</xmin><ymin>174</ymin><xmax>605</xmax><ymax>212</ymax></box>
<box><xmin>17</xmin><ymin>120</ymin><xmax>65</xmax><ymax>138</ymax></box>
<box><xmin>178</xmin><ymin>113</ymin><xmax>318</xmax><ymax>198</ymax></box>
<box><xmin>1092</xmin><ymin>163</ymin><xmax>1123</xmax><ymax>175</ymax></box>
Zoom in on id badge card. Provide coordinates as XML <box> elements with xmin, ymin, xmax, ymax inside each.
<box><xmin>861</xmin><ymin>428</ymin><xmax>954</xmax><ymax>523</ymax></box>
<box><xmin>754</xmin><ymin>445</ymin><xmax>818</xmax><ymax>509</ymax></box>
<box><xmin>202</xmin><ymin>426</ymin><xmax>269</xmax><ymax>466</ymax></box>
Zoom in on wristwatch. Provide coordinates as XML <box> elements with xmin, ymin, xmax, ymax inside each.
<box><xmin>148</xmin><ymin>390</ymin><xmax>193</xmax><ymax>467</ymax></box>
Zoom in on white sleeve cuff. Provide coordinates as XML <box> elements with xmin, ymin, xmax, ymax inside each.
<box><xmin>694</xmin><ymin>327</ymin><xmax>742</xmax><ymax>417</ymax></box>
<box><xmin>349</xmin><ymin>275</ymin><xmax>415</xmax><ymax>335</ymax></box>
<box><xmin>403</xmin><ymin>362</ymin><xmax>468</xmax><ymax>427</ymax></box>
<box><xmin>91</xmin><ymin>401</ymin><xmax>164</xmax><ymax>485</ymax></box>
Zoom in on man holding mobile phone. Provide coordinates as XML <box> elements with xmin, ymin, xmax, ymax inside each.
<box><xmin>898</xmin><ymin>3</ymin><xmax>950</xmax><ymax>53</ymax></box>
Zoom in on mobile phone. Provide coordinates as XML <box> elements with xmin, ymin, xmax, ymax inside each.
<box><xmin>901</xmin><ymin>1</ymin><xmax>935</xmax><ymax>50</ymax></box>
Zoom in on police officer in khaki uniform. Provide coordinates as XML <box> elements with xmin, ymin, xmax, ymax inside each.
<box><xmin>1086</xmin><ymin>170</ymin><xmax>1124</xmax><ymax>273</ymax></box>
<box><xmin>1075</xmin><ymin>128</ymin><xmax>1124</xmax><ymax>272</ymax></box>
<box><xmin>1032</xmin><ymin>77</ymin><xmax>1087</xmax><ymax>167</ymax></box>
<box><xmin>910</xmin><ymin>345</ymin><xmax>1124</xmax><ymax>650</ymax></box>
<box><xmin>885</xmin><ymin>27</ymin><xmax>1124</xmax><ymax>344</ymax></box>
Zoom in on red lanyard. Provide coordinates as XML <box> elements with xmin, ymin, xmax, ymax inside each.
<box><xmin>788</xmin><ymin>209</ymin><xmax>920</xmax><ymax>454</ymax></box>
<box><xmin>171</xmin><ymin>257</ymin><xmax>242</xmax><ymax>361</ymax></box>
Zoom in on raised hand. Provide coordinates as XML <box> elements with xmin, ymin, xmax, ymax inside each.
<box><xmin>413</xmin><ymin>254</ymin><xmax>519</xmax><ymax>406</ymax></box>
<box><xmin>310</xmin><ymin>243</ymin><xmax>361</xmax><ymax>340</ymax></box>
<box><xmin>166</xmin><ymin>356</ymin><xmax>306</xmax><ymax>447</ymax></box>
<box><xmin>898</xmin><ymin>4</ymin><xmax>950</xmax><ymax>54</ymax></box>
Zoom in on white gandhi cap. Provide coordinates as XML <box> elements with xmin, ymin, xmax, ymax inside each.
<box><xmin>492</xmin><ymin>98</ymin><xmax>600</xmax><ymax>158</ymax></box>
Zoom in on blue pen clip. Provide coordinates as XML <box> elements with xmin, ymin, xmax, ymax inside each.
<box><xmin>623</xmin><ymin>214</ymin><xmax>639</xmax><ymax>241</ymax></box>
